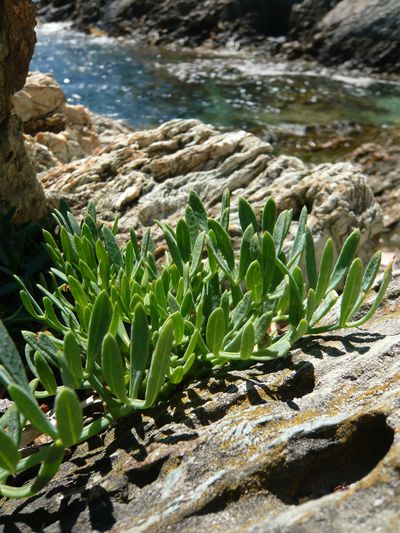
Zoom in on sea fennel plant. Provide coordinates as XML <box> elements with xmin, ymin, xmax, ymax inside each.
<box><xmin>0</xmin><ymin>191</ymin><xmax>392</xmax><ymax>498</ymax></box>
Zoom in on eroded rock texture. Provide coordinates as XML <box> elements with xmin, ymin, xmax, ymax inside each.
<box><xmin>0</xmin><ymin>0</ymin><xmax>46</xmax><ymax>223</ymax></box>
<box><xmin>12</xmin><ymin>72</ymin><xmax>132</xmax><ymax>172</ymax></box>
<box><xmin>41</xmin><ymin>118</ymin><xmax>382</xmax><ymax>264</ymax></box>
<box><xmin>2</xmin><ymin>274</ymin><xmax>399</xmax><ymax>532</ymax></box>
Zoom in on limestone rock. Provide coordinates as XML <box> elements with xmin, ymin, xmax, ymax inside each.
<box><xmin>11</xmin><ymin>72</ymin><xmax>133</xmax><ymax>172</ymax></box>
<box><xmin>40</xmin><ymin>118</ymin><xmax>382</xmax><ymax>264</ymax></box>
<box><xmin>11</xmin><ymin>71</ymin><xmax>65</xmax><ymax>124</ymax></box>
<box><xmin>2</xmin><ymin>272</ymin><xmax>399</xmax><ymax>531</ymax></box>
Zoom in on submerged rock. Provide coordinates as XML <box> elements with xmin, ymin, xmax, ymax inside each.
<box><xmin>2</xmin><ymin>272</ymin><xmax>399</xmax><ymax>531</ymax></box>
<box><xmin>40</xmin><ymin>118</ymin><xmax>382</xmax><ymax>264</ymax></box>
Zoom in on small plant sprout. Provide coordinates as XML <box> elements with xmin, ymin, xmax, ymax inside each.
<box><xmin>0</xmin><ymin>191</ymin><xmax>392</xmax><ymax>498</ymax></box>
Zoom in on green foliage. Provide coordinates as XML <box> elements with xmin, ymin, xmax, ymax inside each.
<box><xmin>0</xmin><ymin>210</ymin><xmax>52</xmax><ymax>336</ymax></box>
<box><xmin>0</xmin><ymin>192</ymin><xmax>392</xmax><ymax>499</ymax></box>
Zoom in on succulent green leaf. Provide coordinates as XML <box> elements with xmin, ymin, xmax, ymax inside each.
<box><xmin>31</xmin><ymin>442</ymin><xmax>65</xmax><ymax>495</ymax></box>
<box><xmin>261</xmin><ymin>231</ymin><xmax>276</xmax><ymax>293</ymax></box>
<box><xmin>238</xmin><ymin>197</ymin><xmax>258</xmax><ymax>234</ymax></box>
<box><xmin>306</xmin><ymin>288</ymin><xmax>317</xmax><ymax>322</ymax></box>
<box><xmin>171</xmin><ymin>311</ymin><xmax>185</xmax><ymax>344</ymax></box>
<box><xmin>64</xmin><ymin>332</ymin><xmax>83</xmax><ymax>387</ymax></box>
<box><xmin>0</xmin><ymin>432</ymin><xmax>20</xmax><ymax>474</ymax></box>
<box><xmin>290</xmin><ymin>206</ymin><xmax>307</xmax><ymax>261</ymax></box>
<box><xmin>130</xmin><ymin>303</ymin><xmax>150</xmax><ymax>398</ymax></box>
<box><xmin>221</xmin><ymin>188</ymin><xmax>231</xmax><ymax>217</ymax></box>
<box><xmin>208</xmin><ymin>218</ymin><xmax>234</xmax><ymax>270</ymax></box>
<box><xmin>273</xmin><ymin>209</ymin><xmax>292</xmax><ymax>254</ymax></box>
<box><xmin>349</xmin><ymin>260</ymin><xmax>393</xmax><ymax>327</ymax></box>
<box><xmin>362</xmin><ymin>251</ymin><xmax>381</xmax><ymax>293</ymax></box>
<box><xmin>176</xmin><ymin>219</ymin><xmax>191</xmax><ymax>263</ymax></box>
<box><xmin>157</xmin><ymin>222</ymin><xmax>184</xmax><ymax>275</ymax></box>
<box><xmin>240</xmin><ymin>322</ymin><xmax>255</xmax><ymax>360</ymax></box>
<box><xmin>315</xmin><ymin>239</ymin><xmax>334</xmax><ymax>304</ymax></box>
<box><xmin>305</xmin><ymin>226</ymin><xmax>317</xmax><ymax>290</ymax></box>
<box><xmin>9</xmin><ymin>384</ymin><xmax>58</xmax><ymax>440</ymax></box>
<box><xmin>310</xmin><ymin>290</ymin><xmax>339</xmax><ymax>328</ymax></box>
<box><xmin>188</xmin><ymin>191</ymin><xmax>209</xmax><ymax>232</ymax></box>
<box><xmin>55</xmin><ymin>387</ymin><xmax>84</xmax><ymax>447</ymax></box>
<box><xmin>254</xmin><ymin>312</ymin><xmax>273</xmax><ymax>344</ymax></box>
<box><xmin>262</xmin><ymin>198</ymin><xmax>277</xmax><ymax>233</ymax></box>
<box><xmin>101</xmin><ymin>334</ymin><xmax>127</xmax><ymax>402</ymax></box>
<box><xmin>102</xmin><ymin>226</ymin><xmax>123</xmax><ymax>270</ymax></box>
<box><xmin>0</xmin><ymin>320</ymin><xmax>29</xmax><ymax>390</ymax></box>
<box><xmin>238</xmin><ymin>225</ymin><xmax>255</xmax><ymax>282</ymax></box>
<box><xmin>144</xmin><ymin>319</ymin><xmax>174</xmax><ymax>408</ymax></box>
<box><xmin>246</xmin><ymin>260</ymin><xmax>263</xmax><ymax>304</ymax></box>
<box><xmin>328</xmin><ymin>229</ymin><xmax>360</xmax><ymax>292</ymax></box>
<box><xmin>34</xmin><ymin>352</ymin><xmax>57</xmax><ymax>396</ymax></box>
<box><xmin>340</xmin><ymin>258</ymin><xmax>363</xmax><ymax>326</ymax></box>
<box><xmin>231</xmin><ymin>291</ymin><xmax>252</xmax><ymax>328</ymax></box>
<box><xmin>86</xmin><ymin>291</ymin><xmax>113</xmax><ymax>372</ymax></box>
<box><xmin>206</xmin><ymin>307</ymin><xmax>225</xmax><ymax>356</ymax></box>
<box><xmin>170</xmin><ymin>366</ymin><xmax>184</xmax><ymax>385</ymax></box>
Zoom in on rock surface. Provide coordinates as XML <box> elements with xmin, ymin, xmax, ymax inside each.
<box><xmin>2</xmin><ymin>272</ymin><xmax>399</xmax><ymax>532</ymax></box>
<box><xmin>37</xmin><ymin>0</ymin><xmax>301</xmax><ymax>45</ymax></box>
<box><xmin>40</xmin><ymin>118</ymin><xmax>382</xmax><ymax>265</ymax></box>
<box><xmin>345</xmin><ymin>142</ymin><xmax>400</xmax><ymax>249</ymax></box>
<box><xmin>311</xmin><ymin>0</ymin><xmax>400</xmax><ymax>71</ymax></box>
<box><xmin>0</xmin><ymin>0</ymin><xmax>47</xmax><ymax>223</ymax></box>
<box><xmin>36</xmin><ymin>0</ymin><xmax>400</xmax><ymax>71</ymax></box>
<box><xmin>11</xmin><ymin>72</ymin><xmax>133</xmax><ymax>173</ymax></box>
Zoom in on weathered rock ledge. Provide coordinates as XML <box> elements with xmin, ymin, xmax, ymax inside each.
<box><xmin>2</xmin><ymin>274</ymin><xmax>400</xmax><ymax>532</ymax></box>
<box><xmin>39</xmin><ymin>118</ymin><xmax>382</xmax><ymax>265</ymax></box>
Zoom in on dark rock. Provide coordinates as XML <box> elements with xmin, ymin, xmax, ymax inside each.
<box><xmin>2</xmin><ymin>275</ymin><xmax>400</xmax><ymax>531</ymax></box>
<box><xmin>37</xmin><ymin>0</ymin><xmax>400</xmax><ymax>72</ymax></box>
<box><xmin>314</xmin><ymin>0</ymin><xmax>400</xmax><ymax>72</ymax></box>
<box><xmin>0</xmin><ymin>0</ymin><xmax>47</xmax><ymax>223</ymax></box>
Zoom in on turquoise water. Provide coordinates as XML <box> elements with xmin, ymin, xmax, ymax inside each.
<box><xmin>31</xmin><ymin>23</ymin><xmax>400</xmax><ymax>134</ymax></box>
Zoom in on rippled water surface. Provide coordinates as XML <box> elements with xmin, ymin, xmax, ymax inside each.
<box><xmin>32</xmin><ymin>23</ymin><xmax>400</xmax><ymax>138</ymax></box>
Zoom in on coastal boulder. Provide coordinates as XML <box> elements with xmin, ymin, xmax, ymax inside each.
<box><xmin>12</xmin><ymin>72</ymin><xmax>132</xmax><ymax>172</ymax></box>
<box><xmin>290</xmin><ymin>0</ymin><xmax>400</xmax><ymax>71</ymax></box>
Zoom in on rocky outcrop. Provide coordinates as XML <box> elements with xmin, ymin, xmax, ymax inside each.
<box><xmin>0</xmin><ymin>0</ymin><xmax>47</xmax><ymax>223</ymax></box>
<box><xmin>2</xmin><ymin>270</ymin><xmax>399</xmax><ymax>531</ymax></box>
<box><xmin>40</xmin><ymin>118</ymin><xmax>382</xmax><ymax>264</ymax></box>
<box><xmin>11</xmin><ymin>72</ymin><xmax>132</xmax><ymax>173</ymax></box>
<box><xmin>36</xmin><ymin>0</ymin><xmax>400</xmax><ymax>71</ymax></box>
<box><xmin>37</xmin><ymin>0</ymin><xmax>301</xmax><ymax>45</ymax></box>
<box><xmin>310</xmin><ymin>0</ymin><xmax>400</xmax><ymax>71</ymax></box>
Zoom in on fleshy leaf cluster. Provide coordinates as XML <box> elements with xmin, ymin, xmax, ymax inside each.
<box><xmin>0</xmin><ymin>191</ymin><xmax>392</xmax><ymax>498</ymax></box>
